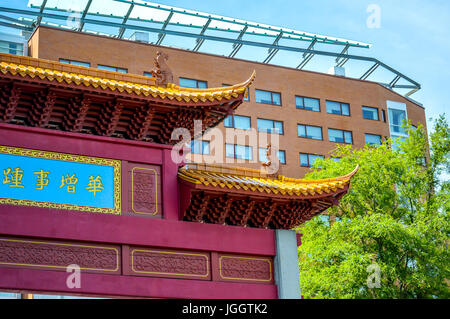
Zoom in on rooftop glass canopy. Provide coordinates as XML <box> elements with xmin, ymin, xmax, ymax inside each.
<box><xmin>0</xmin><ymin>0</ymin><xmax>420</xmax><ymax>98</ymax></box>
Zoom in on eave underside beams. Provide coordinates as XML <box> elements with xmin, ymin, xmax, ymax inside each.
<box><xmin>182</xmin><ymin>189</ymin><xmax>345</xmax><ymax>229</ymax></box>
<box><xmin>0</xmin><ymin>79</ymin><xmax>242</xmax><ymax>144</ymax></box>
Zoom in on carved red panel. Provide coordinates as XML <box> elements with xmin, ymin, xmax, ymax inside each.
<box><xmin>215</xmin><ymin>253</ymin><xmax>274</xmax><ymax>284</ymax></box>
<box><xmin>128</xmin><ymin>247</ymin><xmax>211</xmax><ymax>280</ymax></box>
<box><xmin>0</xmin><ymin>236</ymin><xmax>120</xmax><ymax>274</ymax></box>
<box><xmin>122</xmin><ymin>162</ymin><xmax>162</xmax><ymax>218</ymax></box>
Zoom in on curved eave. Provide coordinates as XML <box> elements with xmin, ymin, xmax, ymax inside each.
<box><xmin>179</xmin><ymin>178</ymin><xmax>351</xmax><ymax>202</ymax></box>
<box><xmin>0</xmin><ymin>53</ymin><xmax>255</xmax><ymax>105</ymax></box>
<box><xmin>179</xmin><ymin>166</ymin><xmax>358</xmax><ymax>229</ymax></box>
<box><xmin>167</xmin><ymin>70</ymin><xmax>256</xmax><ymax>94</ymax></box>
<box><xmin>178</xmin><ymin>165</ymin><xmax>358</xmax><ymax>199</ymax></box>
<box><xmin>278</xmin><ymin>165</ymin><xmax>359</xmax><ymax>183</ymax></box>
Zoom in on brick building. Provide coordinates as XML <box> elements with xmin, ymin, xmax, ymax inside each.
<box><xmin>20</xmin><ymin>25</ymin><xmax>426</xmax><ymax>178</ymax></box>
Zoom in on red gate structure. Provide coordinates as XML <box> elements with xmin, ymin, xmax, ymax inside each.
<box><xmin>0</xmin><ymin>52</ymin><xmax>356</xmax><ymax>298</ymax></box>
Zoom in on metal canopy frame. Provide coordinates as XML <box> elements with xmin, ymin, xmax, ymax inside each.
<box><xmin>0</xmin><ymin>0</ymin><xmax>420</xmax><ymax>97</ymax></box>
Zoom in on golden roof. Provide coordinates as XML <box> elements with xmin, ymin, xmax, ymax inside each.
<box><xmin>178</xmin><ymin>163</ymin><xmax>359</xmax><ymax>197</ymax></box>
<box><xmin>0</xmin><ymin>53</ymin><xmax>255</xmax><ymax>103</ymax></box>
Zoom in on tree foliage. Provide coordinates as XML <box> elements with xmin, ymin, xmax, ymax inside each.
<box><xmin>297</xmin><ymin>115</ymin><xmax>449</xmax><ymax>299</ymax></box>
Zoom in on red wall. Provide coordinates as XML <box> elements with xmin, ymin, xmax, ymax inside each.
<box><xmin>0</xmin><ymin>123</ymin><xmax>277</xmax><ymax>298</ymax></box>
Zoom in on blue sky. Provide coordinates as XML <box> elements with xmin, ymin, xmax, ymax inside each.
<box><xmin>1</xmin><ymin>0</ymin><xmax>448</xmax><ymax>130</ymax></box>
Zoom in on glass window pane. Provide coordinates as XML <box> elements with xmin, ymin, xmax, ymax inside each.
<box><xmin>246</xmin><ymin>146</ymin><xmax>253</xmax><ymax>161</ymax></box>
<box><xmin>389</xmin><ymin>109</ymin><xmax>407</xmax><ymax>134</ymax></box>
<box><xmin>0</xmin><ymin>41</ymin><xmax>23</xmax><ymax>55</ymax></box>
<box><xmin>97</xmin><ymin>65</ymin><xmax>116</xmax><ymax>72</ymax></box>
<box><xmin>235</xmin><ymin>145</ymin><xmax>245</xmax><ymax>159</ymax></box>
<box><xmin>306</xmin><ymin>126</ymin><xmax>322</xmax><ymax>140</ymax></box>
<box><xmin>304</xmin><ymin>97</ymin><xmax>320</xmax><ymax>112</ymax></box>
<box><xmin>190</xmin><ymin>140</ymin><xmax>200</xmax><ymax>153</ymax></box>
<box><xmin>326</xmin><ymin>101</ymin><xmax>342</xmax><ymax>114</ymax></box>
<box><xmin>257</xmin><ymin>119</ymin><xmax>273</xmax><ymax>132</ymax></box>
<box><xmin>234</xmin><ymin>115</ymin><xmax>251</xmax><ymax>130</ymax></box>
<box><xmin>202</xmin><ymin>141</ymin><xmax>210</xmax><ymax>154</ymax></box>
<box><xmin>195</xmin><ymin>140</ymin><xmax>202</xmax><ymax>153</ymax></box>
<box><xmin>389</xmin><ymin>109</ymin><xmax>406</xmax><ymax>126</ymax></box>
<box><xmin>179</xmin><ymin>78</ymin><xmax>198</xmax><ymax>88</ymax></box>
<box><xmin>71</xmin><ymin>60</ymin><xmax>90</xmax><ymax>67</ymax></box>
<box><xmin>235</xmin><ymin>145</ymin><xmax>252</xmax><ymax>160</ymax></box>
<box><xmin>98</xmin><ymin>64</ymin><xmax>126</xmax><ymax>72</ymax></box>
<box><xmin>9</xmin><ymin>43</ymin><xmax>16</xmax><ymax>52</ymax></box>
<box><xmin>255</xmin><ymin>90</ymin><xmax>273</xmax><ymax>104</ymax></box>
<box><xmin>197</xmin><ymin>81</ymin><xmax>207</xmax><ymax>89</ymax></box>
<box><xmin>259</xmin><ymin>148</ymin><xmax>267</xmax><ymax>162</ymax></box>
<box><xmin>272</xmin><ymin>93</ymin><xmax>281</xmax><ymax>105</ymax></box>
<box><xmin>329</xmin><ymin>128</ymin><xmax>344</xmax><ymax>143</ymax></box>
<box><xmin>362</xmin><ymin>106</ymin><xmax>379</xmax><ymax>120</ymax></box>
<box><xmin>225</xmin><ymin>144</ymin><xmax>234</xmax><ymax>158</ymax></box>
<box><xmin>16</xmin><ymin>44</ymin><xmax>24</xmax><ymax>55</ymax></box>
<box><xmin>341</xmin><ymin>103</ymin><xmax>350</xmax><ymax>116</ymax></box>
<box><xmin>391</xmin><ymin>125</ymin><xmax>402</xmax><ymax>134</ymax></box>
<box><xmin>0</xmin><ymin>42</ymin><xmax>8</xmax><ymax>54</ymax></box>
<box><xmin>278</xmin><ymin>150</ymin><xmax>286</xmax><ymax>164</ymax></box>
<box><xmin>300</xmin><ymin>153</ymin><xmax>309</xmax><ymax>167</ymax></box>
<box><xmin>365</xmin><ymin>134</ymin><xmax>381</xmax><ymax>145</ymax></box>
<box><xmin>274</xmin><ymin>121</ymin><xmax>283</xmax><ymax>134</ymax></box>
<box><xmin>143</xmin><ymin>72</ymin><xmax>153</xmax><ymax>77</ymax></box>
<box><xmin>224</xmin><ymin>115</ymin><xmax>233</xmax><ymax>127</ymax></box>
<box><xmin>296</xmin><ymin>96</ymin><xmax>304</xmax><ymax>108</ymax></box>
<box><xmin>298</xmin><ymin>125</ymin><xmax>306</xmax><ymax>137</ymax></box>
<box><xmin>60</xmin><ymin>59</ymin><xmax>90</xmax><ymax>67</ymax></box>
<box><xmin>344</xmin><ymin>131</ymin><xmax>353</xmax><ymax>144</ymax></box>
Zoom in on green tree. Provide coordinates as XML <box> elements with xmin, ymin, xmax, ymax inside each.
<box><xmin>297</xmin><ymin>115</ymin><xmax>449</xmax><ymax>299</ymax></box>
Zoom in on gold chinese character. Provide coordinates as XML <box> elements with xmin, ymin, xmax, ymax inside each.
<box><xmin>3</xmin><ymin>167</ymin><xmax>24</xmax><ymax>188</ymax></box>
<box><xmin>60</xmin><ymin>173</ymin><xmax>78</xmax><ymax>193</ymax></box>
<box><xmin>85</xmin><ymin>175</ymin><xmax>104</xmax><ymax>196</ymax></box>
<box><xmin>34</xmin><ymin>169</ymin><xmax>50</xmax><ymax>190</ymax></box>
<box><xmin>2</xmin><ymin>168</ymin><xmax>11</xmax><ymax>184</ymax></box>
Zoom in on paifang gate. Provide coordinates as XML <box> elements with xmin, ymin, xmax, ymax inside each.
<box><xmin>0</xmin><ymin>52</ymin><xmax>356</xmax><ymax>299</ymax></box>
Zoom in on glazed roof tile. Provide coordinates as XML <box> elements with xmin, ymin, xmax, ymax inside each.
<box><xmin>0</xmin><ymin>53</ymin><xmax>254</xmax><ymax>103</ymax></box>
<box><xmin>178</xmin><ymin>163</ymin><xmax>358</xmax><ymax>198</ymax></box>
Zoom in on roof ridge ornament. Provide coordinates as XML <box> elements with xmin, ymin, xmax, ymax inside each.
<box><xmin>150</xmin><ymin>51</ymin><xmax>173</xmax><ymax>87</ymax></box>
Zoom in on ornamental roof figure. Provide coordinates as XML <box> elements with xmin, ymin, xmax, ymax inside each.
<box><xmin>150</xmin><ymin>51</ymin><xmax>173</xmax><ymax>86</ymax></box>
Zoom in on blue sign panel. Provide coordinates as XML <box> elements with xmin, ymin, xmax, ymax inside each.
<box><xmin>0</xmin><ymin>146</ymin><xmax>121</xmax><ymax>214</ymax></box>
